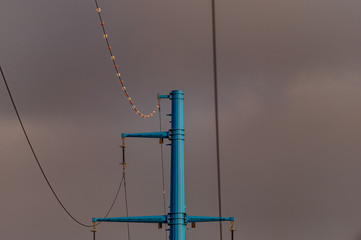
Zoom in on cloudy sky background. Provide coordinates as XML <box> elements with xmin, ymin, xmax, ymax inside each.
<box><xmin>1</xmin><ymin>0</ymin><xmax>361</xmax><ymax>239</ymax></box>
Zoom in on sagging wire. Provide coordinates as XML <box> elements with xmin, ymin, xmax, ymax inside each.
<box><xmin>121</xmin><ymin>138</ymin><xmax>131</xmax><ymax>240</ymax></box>
<box><xmin>1</xmin><ymin>66</ymin><xmax>124</xmax><ymax>228</ymax></box>
<box><xmin>93</xmin><ymin>0</ymin><xmax>160</xmax><ymax>119</ymax></box>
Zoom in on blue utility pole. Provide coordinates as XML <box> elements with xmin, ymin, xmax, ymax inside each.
<box><xmin>93</xmin><ymin>90</ymin><xmax>234</xmax><ymax>240</ymax></box>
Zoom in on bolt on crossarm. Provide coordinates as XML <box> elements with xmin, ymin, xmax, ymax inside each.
<box><xmin>92</xmin><ymin>90</ymin><xmax>234</xmax><ymax>240</ymax></box>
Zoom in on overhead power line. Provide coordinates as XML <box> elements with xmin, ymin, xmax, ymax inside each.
<box><xmin>0</xmin><ymin>66</ymin><xmax>123</xmax><ymax>228</ymax></box>
<box><xmin>121</xmin><ymin>143</ymin><xmax>131</xmax><ymax>240</ymax></box>
<box><xmin>93</xmin><ymin>0</ymin><xmax>160</xmax><ymax>119</ymax></box>
<box><xmin>159</xmin><ymin>104</ymin><xmax>168</xmax><ymax>240</ymax></box>
<box><xmin>210</xmin><ymin>1</ymin><xmax>224</xmax><ymax>239</ymax></box>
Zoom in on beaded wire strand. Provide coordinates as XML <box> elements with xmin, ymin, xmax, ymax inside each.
<box><xmin>94</xmin><ymin>1</ymin><xmax>160</xmax><ymax>119</ymax></box>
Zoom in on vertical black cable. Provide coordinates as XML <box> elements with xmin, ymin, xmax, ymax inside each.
<box><xmin>122</xmin><ymin>146</ymin><xmax>131</xmax><ymax>240</ymax></box>
<box><xmin>158</xmin><ymin>104</ymin><xmax>168</xmax><ymax>240</ymax></box>
<box><xmin>211</xmin><ymin>1</ymin><xmax>223</xmax><ymax>239</ymax></box>
<box><xmin>124</xmin><ymin>179</ymin><xmax>131</xmax><ymax>240</ymax></box>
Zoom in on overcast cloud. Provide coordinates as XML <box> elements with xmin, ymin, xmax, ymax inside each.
<box><xmin>1</xmin><ymin>1</ymin><xmax>361</xmax><ymax>240</ymax></box>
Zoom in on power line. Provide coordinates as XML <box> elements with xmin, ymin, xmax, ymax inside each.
<box><xmin>159</xmin><ymin>104</ymin><xmax>168</xmax><ymax>240</ymax></box>
<box><xmin>123</xmin><ymin>177</ymin><xmax>131</xmax><ymax>240</ymax></box>
<box><xmin>0</xmin><ymin>66</ymin><xmax>123</xmax><ymax>228</ymax></box>
<box><xmin>121</xmin><ymin>144</ymin><xmax>131</xmax><ymax>240</ymax></box>
<box><xmin>159</xmin><ymin>104</ymin><xmax>167</xmax><ymax>214</ymax></box>
<box><xmin>210</xmin><ymin>1</ymin><xmax>224</xmax><ymax>239</ymax></box>
<box><xmin>93</xmin><ymin>0</ymin><xmax>160</xmax><ymax>119</ymax></box>
<box><xmin>101</xmin><ymin>175</ymin><xmax>124</xmax><ymax>221</ymax></box>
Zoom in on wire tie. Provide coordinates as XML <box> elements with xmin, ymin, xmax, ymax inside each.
<box><xmin>91</xmin><ymin>222</ymin><xmax>97</xmax><ymax>232</ymax></box>
<box><xmin>230</xmin><ymin>221</ymin><xmax>236</xmax><ymax>231</ymax></box>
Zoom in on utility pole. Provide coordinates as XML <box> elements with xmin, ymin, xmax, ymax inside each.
<box><xmin>93</xmin><ymin>90</ymin><xmax>234</xmax><ymax>240</ymax></box>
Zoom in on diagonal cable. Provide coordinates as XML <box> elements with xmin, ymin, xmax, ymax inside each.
<box><xmin>210</xmin><ymin>1</ymin><xmax>223</xmax><ymax>239</ymax></box>
<box><xmin>93</xmin><ymin>0</ymin><xmax>160</xmax><ymax>119</ymax></box>
<box><xmin>1</xmin><ymin>66</ymin><xmax>123</xmax><ymax>228</ymax></box>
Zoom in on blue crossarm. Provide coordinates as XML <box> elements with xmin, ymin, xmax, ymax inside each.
<box><xmin>187</xmin><ymin>216</ymin><xmax>234</xmax><ymax>223</ymax></box>
<box><xmin>93</xmin><ymin>215</ymin><xmax>168</xmax><ymax>223</ymax></box>
<box><xmin>121</xmin><ymin>131</ymin><xmax>169</xmax><ymax>139</ymax></box>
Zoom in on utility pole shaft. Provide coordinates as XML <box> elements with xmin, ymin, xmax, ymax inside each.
<box><xmin>169</xmin><ymin>90</ymin><xmax>185</xmax><ymax>240</ymax></box>
<box><xmin>93</xmin><ymin>90</ymin><xmax>234</xmax><ymax>240</ymax></box>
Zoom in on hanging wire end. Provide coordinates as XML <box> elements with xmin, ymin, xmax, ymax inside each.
<box><xmin>230</xmin><ymin>221</ymin><xmax>236</xmax><ymax>231</ymax></box>
<box><xmin>91</xmin><ymin>222</ymin><xmax>97</xmax><ymax>232</ymax></box>
<box><xmin>121</xmin><ymin>137</ymin><xmax>127</xmax><ymax>175</ymax></box>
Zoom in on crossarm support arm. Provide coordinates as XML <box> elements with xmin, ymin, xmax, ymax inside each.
<box><xmin>187</xmin><ymin>216</ymin><xmax>234</xmax><ymax>223</ymax></box>
<box><xmin>121</xmin><ymin>131</ymin><xmax>169</xmax><ymax>139</ymax></box>
<box><xmin>93</xmin><ymin>215</ymin><xmax>168</xmax><ymax>223</ymax></box>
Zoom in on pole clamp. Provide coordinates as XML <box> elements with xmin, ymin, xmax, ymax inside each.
<box><xmin>167</xmin><ymin>212</ymin><xmax>187</xmax><ymax>225</ymax></box>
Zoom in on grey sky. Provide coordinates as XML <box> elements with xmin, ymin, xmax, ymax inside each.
<box><xmin>1</xmin><ymin>0</ymin><xmax>361</xmax><ymax>240</ymax></box>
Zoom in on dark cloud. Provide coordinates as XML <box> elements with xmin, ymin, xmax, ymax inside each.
<box><xmin>1</xmin><ymin>0</ymin><xmax>361</xmax><ymax>239</ymax></box>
